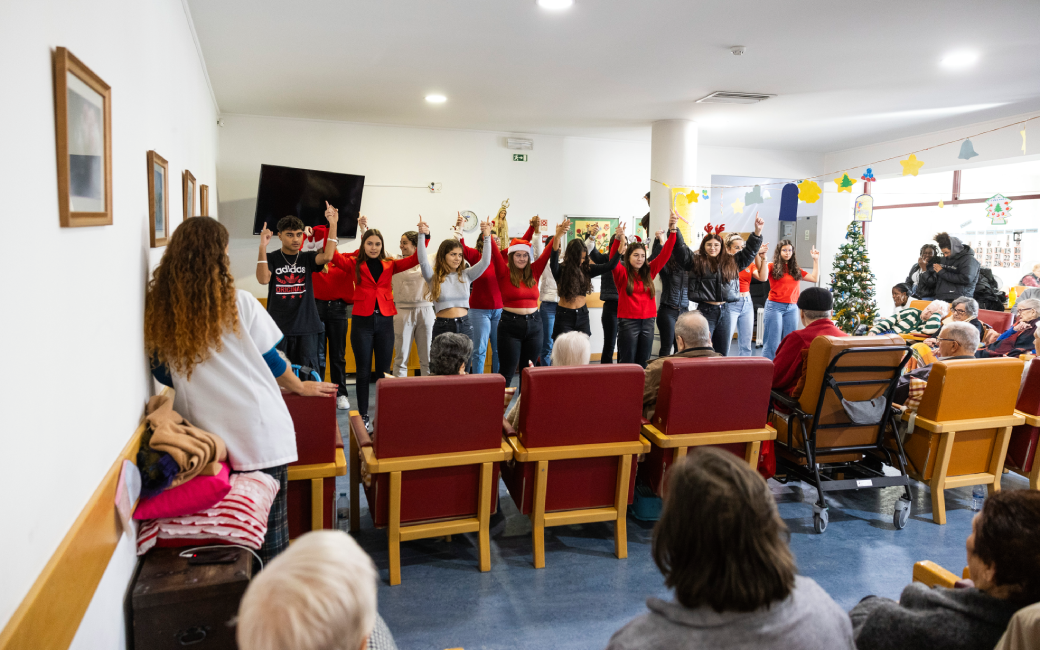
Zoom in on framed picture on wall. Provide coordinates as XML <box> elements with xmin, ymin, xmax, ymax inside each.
<box><xmin>53</xmin><ymin>47</ymin><xmax>112</xmax><ymax>228</ymax></box>
<box><xmin>565</xmin><ymin>216</ymin><xmax>619</xmax><ymax>255</ymax></box>
<box><xmin>199</xmin><ymin>184</ymin><xmax>209</xmax><ymax>216</ymax></box>
<box><xmin>183</xmin><ymin>170</ymin><xmax>196</xmax><ymax>220</ymax></box>
<box><xmin>147</xmin><ymin>151</ymin><xmax>169</xmax><ymax>247</ymax></box>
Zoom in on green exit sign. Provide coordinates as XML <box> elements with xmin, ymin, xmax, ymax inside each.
<box><xmin>513</xmin><ymin>154</ymin><xmax>527</xmax><ymax>162</ymax></box>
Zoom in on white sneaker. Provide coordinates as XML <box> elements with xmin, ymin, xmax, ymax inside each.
<box><xmin>337</xmin><ymin>395</ymin><xmax>350</xmax><ymax>410</ymax></box>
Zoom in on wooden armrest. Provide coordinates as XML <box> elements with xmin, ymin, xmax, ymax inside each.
<box><xmin>902</xmin><ymin>411</ymin><xmax>1025</xmax><ymax>433</ymax></box>
<box><xmin>288</xmin><ymin>448</ymin><xmax>348</xmax><ymax>480</ymax></box>
<box><xmin>912</xmin><ymin>561</ymin><xmax>959</xmax><ymax>589</ymax></box>
<box><xmin>349</xmin><ymin>411</ymin><xmax>372</xmax><ymax>447</ymax></box>
<box><xmin>509</xmin><ymin>435</ymin><xmax>649</xmax><ymax>462</ymax></box>
<box><xmin>362</xmin><ymin>441</ymin><xmax>512</xmax><ymax>474</ymax></box>
<box><xmin>900</xmin><ymin>333</ymin><xmax>927</xmax><ymax>341</ymax></box>
<box><xmin>1016</xmin><ymin>409</ymin><xmax>1040</xmax><ymax>428</ymax></box>
<box><xmin>641</xmin><ymin>423</ymin><xmax>776</xmax><ymax>448</ymax></box>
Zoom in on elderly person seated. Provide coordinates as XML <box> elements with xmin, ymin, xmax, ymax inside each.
<box><xmin>869</xmin><ymin>299</ymin><xmax>947</xmax><ymax>337</ymax></box>
<box><xmin>429</xmin><ymin>332</ymin><xmax>473</xmax><ymax>375</ymax></box>
<box><xmin>850</xmin><ymin>490</ymin><xmax>1040</xmax><ymax>650</ymax></box>
<box><xmin>772</xmin><ymin>287</ymin><xmax>846</xmax><ymax>397</ymax></box>
<box><xmin>945</xmin><ymin>296</ymin><xmax>985</xmax><ymax>338</ymax></box>
<box><xmin>237</xmin><ymin>530</ymin><xmax>398</xmax><ymax>650</ymax></box>
<box><xmin>643</xmin><ymin>311</ymin><xmax>719</xmax><ymax>419</ymax></box>
<box><xmin>894</xmin><ymin>322</ymin><xmax>979</xmax><ymax>407</ymax></box>
<box><xmin>977</xmin><ymin>298</ymin><xmax>1040</xmax><ymax>358</ymax></box>
<box><xmin>506</xmin><ymin>331</ymin><xmax>591</xmax><ymax>429</ymax></box>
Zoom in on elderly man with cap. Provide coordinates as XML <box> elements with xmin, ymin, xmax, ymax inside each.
<box><xmin>771</xmin><ymin>287</ymin><xmax>847</xmax><ymax>396</ymax></box>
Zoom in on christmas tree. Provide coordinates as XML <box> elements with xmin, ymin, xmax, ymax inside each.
<box><xmin>830</xmin><ymin>220</ymin><xmax>877</xmax><ymax>333</ymax></box>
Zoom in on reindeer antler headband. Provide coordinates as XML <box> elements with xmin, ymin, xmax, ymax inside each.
<box><xmin>704</xmin><ymin>223</ymin><xmax>725</xmax><ymax>235</ymax></box>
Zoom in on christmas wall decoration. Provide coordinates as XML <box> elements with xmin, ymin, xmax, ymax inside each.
<box><xmin>745</xmin><ymin>184</ymin><xmax>765</xmax><ymax>205</ymax></box>
<box><xmin>797</xmin><ymin>179</ymin><xmax>822</xmax><ymax>203</ymax></box>
<box><xmin>834</xmin><ymin>173</ymin><xmax>856</xmax><ymax>193</ymax></box>
<box><xmin>861</xmin><ymin>168</ymin><xmax>876</xmax><ymax>182</ymax></box>
<box><xmin>899</xmin><ymin>153</ymin><xmax>925</xmax><ymax>176</ymax></box>
<box><xmin>958</xmin><ymin>139</ymin><xmax>979</xmax><ymax>160</ymax></box>
<box><xmin>830</xmin><ymin>220</ymin><xmax>877</xmax><ymax>333</ymax></box>
<box><xmin>985</xmin><ymin>194</ymin><xmax>1012</xmax><ymax>225</ymax></box>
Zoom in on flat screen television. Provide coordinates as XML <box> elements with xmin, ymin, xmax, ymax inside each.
<box><xmin>252</xmin><ymin>164</ymin><xmax>364</xmax><ymax>238</ymax></box>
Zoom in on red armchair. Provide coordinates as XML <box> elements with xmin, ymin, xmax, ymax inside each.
<box><xmin>283</xmin><ymin>393</ymin><xmax>346</xmax><ymax>539</ymax></box>
<box><xmin>1009</xmin><ymin>359</ymin><xmax>1040</xmax><ymax>490</ymax></box>
<box><xmin>640</xmin><ymin>357</ymin><xmax>776</xmax><ymax>495</ymax></box>
<box><xmin>502</xmin><ymin>365</ymin><xmax>649</xmax><ymax>569</ymax></box>
<box><xmin>348</xmin><ymin>375</ymin><xmax>511</xmax><ymax>585</ymax></box>
<box><xmin>978</xmin><ymin>308</ymin><xmax>1012</xmax><ymax>333</ymax></box>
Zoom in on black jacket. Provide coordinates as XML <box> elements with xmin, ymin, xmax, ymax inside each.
<box><xmin>651</xmin><ymin>229</ymin><xmax>689</xmax><ymax>308</ymax></box>
<box><xmin>680</xmin><ymin>232</ymin><xmax>762</xmax><ymax>304</ymax></box>
<box><xmin>596</xmin><ymin>234</ymin><xmax>658</xmax><ymax>301</ymax></box>
<box><xmin>916</xmin><ymin>237</ymin><xmax>980</xmax><ymax>302</ymax></box>
<box><xmin>906</xmin><ymin>262</ymin><xmax>931</xmax><ymax>298</ymax></box>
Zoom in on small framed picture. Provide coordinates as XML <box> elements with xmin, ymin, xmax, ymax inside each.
<box><xmin>199</xmin><ymin>184</ymin><xmax>209</xmax><ymax>217</ymax></box>
<box><xmin>53</xmin><ymin>47</ymin><xmax>112</xmax><ymax>227</ymax></box>
<box><xmin>147</xmin><ymin>151</ymin><xmax>169</xmax><ymax>247</ymax></box>
<box><xmin>183</xmin><ymin>170</ymin><xmax>196</xmax><ymax>220</ymax></box>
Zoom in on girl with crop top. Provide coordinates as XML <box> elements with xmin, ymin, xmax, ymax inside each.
<box><xmin>762</xmin><ymin>239</ymin><xmax>820</xmax><ymax>360</ymax></box>
<box><xmin>550</xmin><ymin>219</ymin><xmax>623</xmax><ymax>339</ymax></box>
<box><xmin>724</xmin><ymin>232</ymin><xmax>768</xmax><ymax>357</ymax></box>
<box><xmin>488</xmin><ymin>220</ymin><xmax>558</xmax><ymax>388</ymax></box>
<box><xmin>417</xmin><ymin>217</ymin><xmax>494</xmax><ymax>364</ymax></box>
<box><xmin>613</xmin><ymin>212</ymin><xmax>678</xmax><ymax>367</ymax></box>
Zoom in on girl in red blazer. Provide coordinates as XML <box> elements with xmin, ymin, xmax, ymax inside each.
<box><xmin>336</xmin><ymin>216</ymin><xmax>419</xmax><ymax>424</ymax></box>
<box><xmin>613</xmin><ymin>212</ymin><xmax>678</xmax><ymax>367</ymax></box>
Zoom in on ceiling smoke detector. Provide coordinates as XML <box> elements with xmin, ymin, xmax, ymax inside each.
<box><xmin>730</xmin><ymin>46</ymin><xmax>746</xmax><ymax>56</ymax></box>
<box><xmin>696</xmin><ymin>91</ymin><xmax>776</xmax><ymax>105</ymax></box>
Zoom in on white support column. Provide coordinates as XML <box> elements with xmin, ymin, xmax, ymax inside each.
<box><xmin>650</xmin><ymin>120</ymin><xmax>699</xmax><ymax>237</ymax></box>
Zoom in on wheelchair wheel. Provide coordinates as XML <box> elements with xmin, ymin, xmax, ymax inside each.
<box><xmin>813</xmin><ymin>509</ymin><xmax>828</xmax><ymax>534</ymax></box>
<box><xmin>893</xmin><ymin>498</ymin><xmax>911</xmax><ymax>529</ymax></box>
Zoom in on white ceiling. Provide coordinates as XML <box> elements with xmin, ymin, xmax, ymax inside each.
<box><xmin>187</xmin><ymin>0</ymin><xmax>1040</xmax><ymax>152</ymax></box>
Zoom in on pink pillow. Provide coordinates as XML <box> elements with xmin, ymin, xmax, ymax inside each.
<box><xmin>134</xmin><ymin>463</ymin><xmax>231</xmax><ymax>520</ymax></box>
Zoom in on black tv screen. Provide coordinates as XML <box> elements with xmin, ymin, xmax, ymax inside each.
<box><xmin>252</xmin><ymin>164</ymin><xmax>364</xmax><ymax>238</ymax></box>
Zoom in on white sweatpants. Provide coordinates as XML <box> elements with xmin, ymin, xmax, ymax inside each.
<box><xmin>393</xmin><ymin>305</ymin><xmax>434</xmax><ymax>376</ymax></box>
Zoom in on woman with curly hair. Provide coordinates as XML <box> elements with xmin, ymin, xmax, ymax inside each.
<box><xmin>145</xmin><ymin>217</ymin><xmax>337</xmax><ymax>563</ymax></box>
<box><xmin>549</xmin><ymin>219</ymin><xmax>623</xmax><ymax>339</ymax></box>
<box><xmin>762</xmin><ymin>239</ymin><xmax>820</xmax><ymax>360</ymax></box>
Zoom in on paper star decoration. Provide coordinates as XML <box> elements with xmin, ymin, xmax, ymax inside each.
<box><xmin>900</xmin><ymin>153</ymin><xmax>925</xmax><ymax>176</ymax></box>
<box><xmin>797</xmin><ymin>180</ymin><xmax>822</xmax><ymax>203</ymax></box>
<box><xmin>685</xmin><ymin>189</ymin><xmax>699</xmax><ymax>204</ymax></box>
<box><xmin>834</xmin><ymin>173</ymin><xmax>856</xmax><ymax>193</ymax></box>
<box><xmin>731</xmin><ymin>198</ymin><xmax>745</xmax><ymax>214</ymax></box>
<box><xmin>1023</xmin><ymin>128</ymin><xmax>1028</xmax><ymax>154</ymax></box>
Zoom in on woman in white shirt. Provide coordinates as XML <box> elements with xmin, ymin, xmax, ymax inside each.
<box><xmin>145</xmin><ymin>217</ymin><xmax>337</xmax><ymax>563</ymax></box>
<box><xmin>391</xmin><ymin>230</ymin><xmax>435</xmax><ymax>376</ymax></box>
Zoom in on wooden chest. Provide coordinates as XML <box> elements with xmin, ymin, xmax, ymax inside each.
<box><xmin>131</xmin><ymin>548</ymin><xmax>252</xmax><ymax>650</ymax></box>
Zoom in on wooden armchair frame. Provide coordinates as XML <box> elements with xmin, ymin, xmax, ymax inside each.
<box><xmin>641</xmin><ymin>423</ymin><xmax>776</xmax><ymax>471</ymax></box>
<box><xmin>1011</xmin><ymin>410</ymin><xmax>1040</xmax><ymax>489</ymax></box>
<box><xmin>505</xmin><ymin>435</ymin><xmax>650</xmax><ymax>569</ymax></box>
<box><xmin>899</xmin><ymin>409</ymin><xmax>1023</xmax><ymax>524</ymax></box>
<box><xmin>287</xmin><ymin>446</ymin><xmax>347</xmax><ymax>533</ymax></box>
<box><xmin>348</xmin><ymin>411</ymin><xmax>511</xmax><ymax>585</ymax></box>
<box><xmin>913</xmin><ymin>561</ymin><xmax>970</xmax><ymax>588</ymax></box>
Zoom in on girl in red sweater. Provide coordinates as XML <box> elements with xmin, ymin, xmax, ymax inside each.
<box><xmin>489</xmin><ymin>221</ymin><xmax>559</xmax><ymax>388</ymax></box>
<box><xmin>613</xmin><ymin>212</ymin><xmax>678</xmax><ymax>367</ymax></box>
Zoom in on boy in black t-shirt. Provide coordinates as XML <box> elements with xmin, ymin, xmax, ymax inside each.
<box><xmin>257</xmin><ymin>209</ymin><xmax>340</xmax><ymax>372</ymax></box>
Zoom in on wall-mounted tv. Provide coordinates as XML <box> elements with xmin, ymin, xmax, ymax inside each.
<box><xmin>252</xmin><ymin>164</ymin><xmax>364</xmax><ymax>238</ymax></box>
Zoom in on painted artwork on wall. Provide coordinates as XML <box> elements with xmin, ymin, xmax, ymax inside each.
<box><xmin>565</xmin><ymin>216</ymin><xmax>619</xmax><ymax>254</ymax></box>
<box><xmin>147</xmin><ymin>151</ymin><xmax>169</xmax><ymax>247</ymax></box>
<box><xmin>53</xmin><ymin>47</ymin><xmax>112</xmax><ymax>227</ymax></box>
<box><xmin>183</xmin><ymin>170</ymin><xmax>196</xmax><ymax>220</ymax></box>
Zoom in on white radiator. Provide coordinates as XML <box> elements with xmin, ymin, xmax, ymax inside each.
<box><xmin>756</xmin><ymin>307</ymin><xmax>765</xmax><ymax>347</ymax></box>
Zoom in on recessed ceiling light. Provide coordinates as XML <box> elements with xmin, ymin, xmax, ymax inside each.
<box><xmin>425</xmin><ymin>94</ymin><xmax>447</xmax><ymax>104</ymax></box>
<box><xmin>538</xmin><ymin>0</ymin><xmax>574</xmax><ymax>10</ymax></box>
<box><xmin>940</xmin><ymin>51</ymin><xmax>979</xmax><ymax>68</ymax></box>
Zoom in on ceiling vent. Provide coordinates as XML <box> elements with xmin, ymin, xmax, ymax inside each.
<box><xmin>507</xmin><ymin>137</ymin><xmax>534</xmax><ymax>150</ymax></box>
<box><xmin>696</xmin><ymin>91</ymin><xmax>776</xmax><ymax>105</ymax></box>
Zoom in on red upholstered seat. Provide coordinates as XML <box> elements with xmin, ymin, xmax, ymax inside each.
<box><xmin>641</xmin><ymin>357</ymin><xmax>775</xmax><ymax>495</ymax></box>
<box><xmin>1008</xmin><ymin>359</ymin><xmax>1040</xmax><ymax>487</ymax></box>
<box><xmin>978</xmin><ymin>309</ymin><xmax>1012</xmax><ymax>333</ymax></box>
<box><xmin>283</xmin><ymin>393</ymin><xmax>341</xmax><ymax>539</ymax></box>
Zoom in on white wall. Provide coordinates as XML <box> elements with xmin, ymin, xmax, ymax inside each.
<box><xmin>0</xmin><ymin>0</ymin><xmax>219</xmax><ymax>645</ymax></box>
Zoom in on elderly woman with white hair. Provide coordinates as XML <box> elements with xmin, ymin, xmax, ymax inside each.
<box><xmin>505</xmin><ymin>331</ymin><xmax>591</xmax><ymax>429</ymax></box>
<box><xmin>977</xmin><ymin>298</ymin><xmax>1040</xmax><ymax>358</ymax></box>
<box><xmin>869</xmin><ymin>299</ymin><xmax>947</xmax><ymax>337</ymax></box>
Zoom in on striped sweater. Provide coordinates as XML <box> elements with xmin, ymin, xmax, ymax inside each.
<box><xmin>869</xmin><ymin>307</ymin><xmax>942</xmax><ymax>336</ymax></box>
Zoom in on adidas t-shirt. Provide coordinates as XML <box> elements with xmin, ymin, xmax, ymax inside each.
<box><xmin>265</xmin><ymin>249</ymin><xmax>324</xmax><ymax>336</ymax></box>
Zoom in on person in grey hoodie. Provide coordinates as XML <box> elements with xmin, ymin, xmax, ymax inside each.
<box><xmin>850</xmin><ymin>489</ymin><xmax>1040</xmax><ymax>650</ymax></box>
<box><xmin>606</xmin><ymin>448</ymin><xmax>854</xmax><ymax>650</ymax></box>
<box><xmin>916</xmin><ymin>232</ymin><xmax>980</xmax><ymax>302</ymax></box>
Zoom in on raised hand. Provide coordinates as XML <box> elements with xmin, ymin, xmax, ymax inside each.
<box><xmin>616</xmin><ymin>222</ymin><xmax>627</xmax><ymax>240</ymax></box>
<box><xmin>416</xmin><ymin>216</ymin><xmax>430</xmax><ymax>235</ymax></box>
<box><xmin>758</xmin><ymin>242</ymin><xmax>768</xmax><ymax>257</ymax></box>
<box><xmin>656</xmin><ymin>229</ymin><xmax>666</xmax><ymax>244</ymax></box>
<box><xmin>588</xmin><ymin>223</ymin><xmax>600</xmax><ymax>237</ymax></box>
<box><xmin>810</xmin><ymin>246</ymin><xmax>820</xmax><ymax>261</ymax></box>
<box><xmin>304</xmin><ymin>225</ymin><xmax>314</xmax><ymax>238</ymax></box>
<box><xmin>324</xmin><ymin>200</ymin><xmax>339</xmax><ymax>225</ymax></box>
<box><xmin>456</xmin><ymin>212</ymin><xmax>465</xmax><ymax>230</ymax></box>
<box><xmin>556</xmin><ymin>219</ymin><xmax>570</xmax><ymax>239</ymax></box>
<box><xmin>479</xmin><ymin>218</ymin><xmax>492</xmax><ymax>238</ymax></box>
<box><xmin>358</xmin><ymin>215</ymin><xmax>368</xmax><ymax>233</ymax></box>
<box><xmin>260</xmin><ymin>221</ymin><xmax>273</xmax><ymax>247</ymax></box>
<box><xmin>668</xmin><ymin>211</ymin><xmax>678</xmax><ymax>231</ymax></box>
<box><xmin>754</xmin><ymin>211</ymin><xmax>765</xmax><ymax>235</ymax></box>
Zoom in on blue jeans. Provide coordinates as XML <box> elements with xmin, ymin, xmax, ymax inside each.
<box><xmin>469</xmin><ymin>308</ymin><xmax>501</xmax><ymax>374</ymax></box>
<box><xmin>539</xmin><ymin>301</ymin><xmax>557</xmax><ymax>366</ymax></box>
<box><xmin>697</xmin><ymin>303</ymin><xmax>734</xmax><ymax>356</ymax></box>
<box><xmin>763</xmin><ymin>300</ymin><xmax>799</xmax><ymax>360</ymax></box>
<box><xmin>727</xmin><ymin>295</ymin><xmax>754</xmax><ymax>356</ymax></box>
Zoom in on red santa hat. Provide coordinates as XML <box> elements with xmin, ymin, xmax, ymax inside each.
<box><xmin>507</xmin><ymin>238</ymin><xmax>532</xmax><ymax>257</ymax></box>
<box><xmin>302</xmin><ymin>225</ymin><xmax>329</xmax><ymax>252</ymax></box>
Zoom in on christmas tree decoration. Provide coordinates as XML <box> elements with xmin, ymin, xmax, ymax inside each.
<box><xmin>899</xmin><ymin>153</ymin><xmax>925</xmax><ymax>176</ymax></box>
<box><xmin>830</xmin><ymin>221</ymin><xmax>877</xmax><ymax>333</ymax></box>
<box><xmin>796</xmin><ymin>179</ymin><xmax>822</xmax><ymax>203</ymax></box>
<box><xmin>745</xmin><ymin>185</ymin><xmax>765</xmax><ymax>205</ymax></box>
<box><xmin>834</xmin><ymin>173</ymin><xmax>856</xmax><ymax>193</ymax></box>
<box><xmin>985</xmin><ymin>194</ymin><xmax>1012</xmax><ymax>225</ymax></box>
<box><xmin>860</xmin><ymin>168</ymin><xmax>876</xmax><ymax>182</ymax></box>
<box><xmin>731</xmin><ymin>198</ymin><xmax>745</xmax><ymax>214</ymax></box>
<box><xmin>958</xmin><ymin>139</ymin><xmax>979</xmax><ymax>160</ymax></box>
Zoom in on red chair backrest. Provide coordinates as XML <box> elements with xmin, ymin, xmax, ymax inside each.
<box><xmin>979</xmin><ymin>309</ymin><xmax>1012</xmax><ymax>333</ymax></box>
<box><xmin>653</xmin><ymin>357</ymin><xmax>773</xmax><ymax>434</ymax></box>
<box><xmin>1016</xmin><ymin>359</ymin><xmax>1040</xmax><ymax>415</ymax></box>
<box><xmin>283</xmin><ymin>393</ymin><xmax>337</xmax><ymax>465</ymax></box>
<box><xmin>373</xmin><ymin>374</ymin><xmax>506</xmax><ymax>458</ymax></box>
<box><xmin>518</xmin><ymin>365</ymin><xmax>644</xmax><ymax>447</ymax></box>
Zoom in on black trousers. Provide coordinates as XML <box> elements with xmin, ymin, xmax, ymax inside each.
<box><xmin>276</xmin><ymin>331</ymin><xmax>323</xmax><ymax>376</ymax></box>
<box><xmin>433</xmin><ymin>315</ymin><xmax>475</xmax><ymax>372</ymax></box>
<box><xmin>316</xmin><ymin>299</ymin><xmax>350</xmax><ymax>397</ymax></box>
<box><xmin>600</xmin><ymin>299</ymin><xmax>619</xmax><ymax>364</ymax></box>
<box><xmin>350</xmin><ymin>311</ymin><xmax>394</xmax><ymax>417</ymax></box>
<box><xmin>497</xmin><ymin>311</ymin><xmax>542</xmax><ymax>390</ymax></box>
<box><xmin>697</xmin><ymin>302</ymin><xmax>734</xmax><ymax>356</ymax></box>
<box><xmin>656</xmin><ymin>304</ymin><xmax>684</xmax><ymax>357</ymax></box>
<box><xmin>617</xmin><ymin>317</ymin><xmax>655</xmax><ymax>368</ymax></box>
<box><xmin>552</xmin><ymin>305</ymin><xmax>591</xmax><ymax>338</ymax></box>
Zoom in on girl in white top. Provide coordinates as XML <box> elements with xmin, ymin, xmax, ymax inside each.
<box><xmin>391</xmin><ymin>230</ymin><xmax>435</xmax><ymax>376</ymax></box>
<box><xmin>145</xmin><ymin>217</ymin><xmax>337</xmax><ymax>562</ymax></box>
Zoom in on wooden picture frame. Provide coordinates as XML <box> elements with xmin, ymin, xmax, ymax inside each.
<box><xmin>199</xmin><ymin>184</ymin><xmax>209</xmax><ymax>217</ymax></box>
<box><xmin>182</xmin><ymin>170</ymin><xmax>196</xmax><ymax>220</ymax></box>
<box><xmin>53</xmin><ymin>47</ymin><xmax>112</xmax><ymax>227</ymax></box>
<box><xmin>147</xmin><ymin>151</ymin><xmax>169</xmax><ymax>247</ymax></box>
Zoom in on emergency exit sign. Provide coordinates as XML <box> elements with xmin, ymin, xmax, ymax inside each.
<box><xmin>513</xmin><ymin>154</ymin><xmax>527</xmax><ymax>162</ymax></box>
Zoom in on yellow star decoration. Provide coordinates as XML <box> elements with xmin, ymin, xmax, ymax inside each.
<box><xmin>797</xmin><ymin>180</ymin><xmax>822</xmax><ymax>203</ymax></box>
<box><xmin>731</xmin><ymin>198</ymin><xmax>745</xmax><ymax>214</ymax></box>
<box><xmin>833</xmin><ymin>173</ymin><xmax>855</xmax><ymax>193</ymax></box>
<box><xmin>900</xmin><ymin>153</ymin><xmax>925</xmax><ymax>176</ymax></box>
<box><xmin>685</xmin><ymin>189</ymin><xmax>699</xmax><ymax>204</ymax></box>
